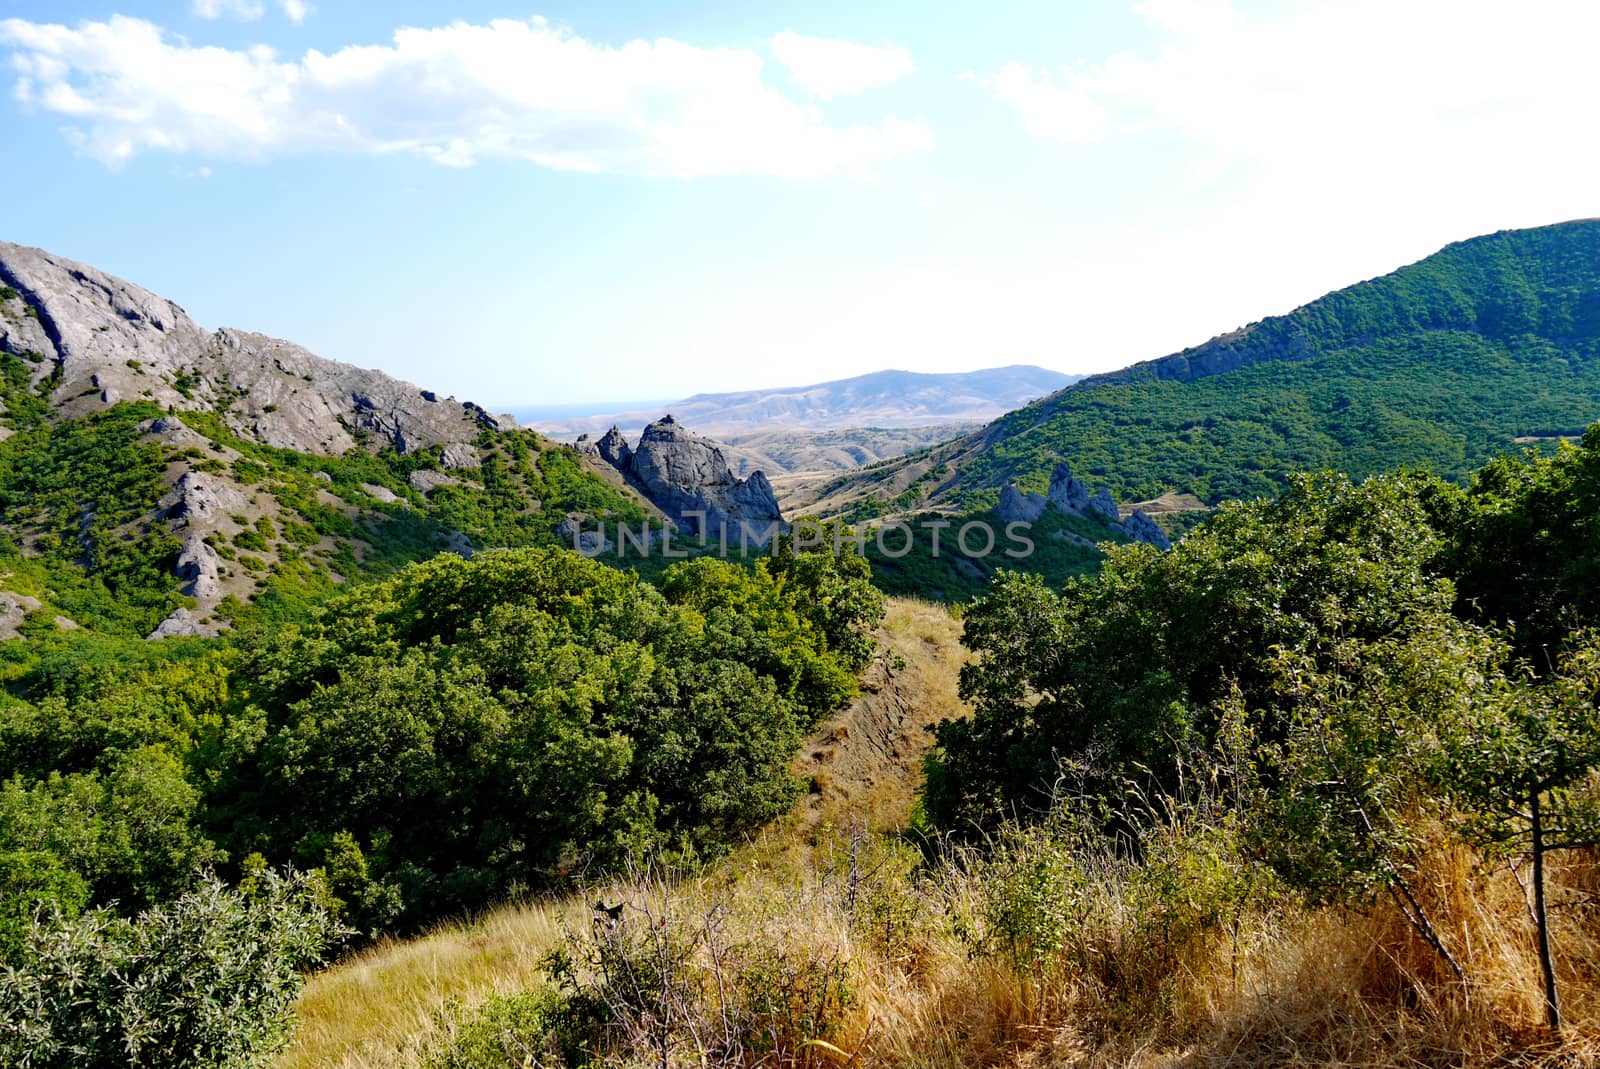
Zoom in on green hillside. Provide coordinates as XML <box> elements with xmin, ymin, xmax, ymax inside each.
<box><xmin>805</xmin><ymin>219</ymin><xmax>1600</xmax><ymax>516</ymax></box>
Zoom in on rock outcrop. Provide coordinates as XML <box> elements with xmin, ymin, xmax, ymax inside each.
<box><xmin>1086</xmin><ymin>487</ymin><xmax>1120</xmax><ymax>524</ymax></box>
<box><xmin>997</xmin><ymin>484</ymin><xmax>1047</xmax><ymax>525</ymax></box>
<box><xmin>0</xmin><ymin>591</ymin><xmax>42</xmax><ymax>642</ymax></box>
<box><xmin>175</xmin><ymin>534</ymin><xmax>224</xmax><ymax>600</ymax></box>
<box><xmin>590</xmin><ymin>416</ymin><xmax>785</xmax><ymax>544</ymax></box>
<box><xmin>163</xmin><ymin>471</ymin><xmax>248</xmax><ymax>526</ymax></box>
<box><xmin>996</xmin><ymin>461</ymin><xmax>1174</xmax><ymax>549</ymax></box>
<box><xmin>1047</xmin><ymin>464</ymin><xmax>1092</xmax><ymax>513</ymax></box>
<box><xmin>0</xmin><ymin>241</ymin><xmax>517</xmax><ymax>458</ymax></box>
<box><xmin>147</xmin><ymin>607</ymin><xmax>206</xmax><ymax>640</ymax></box>
<box><xmin>1120</xmin><ymin>509</ymin><xmax>1173</xmax><ymax>550</ymax></box>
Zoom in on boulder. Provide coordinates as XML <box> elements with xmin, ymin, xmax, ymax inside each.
<box><xmin>408</xmin><ymin>469</ymin><xmax>459</xmax><ymax>495</ymax></box>
<box><xmin>440</xmin><ymin>443</ymin><xmax>481</xmax><ymax>470</ymax></box>
<box><xmin>0</xmin><ymin>591</ymin><xmax>42</xmax><ymax>642</ymax></box>
<box><xmin>147</xmin><ymin>607</ymin><xmax>207</xmax><ymax>640</ymax></box>
<box><xmin>557</xmin><ymin>513</ymin><xmax>612</xmax><ymax>556</ymax></box>
<box><xmin>361</xmin><ymin>482</ymin><xmax>400</xmax><ymax>504</ymax></box>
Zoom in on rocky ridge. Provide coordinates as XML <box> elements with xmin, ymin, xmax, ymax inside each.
<box><xmin>998</xmin><ymin>463</ymin><xmax>1172</xmax><ymax>550</ymax></box>
<box><xmin>0</xmin><ymin>241</ymin><xmax>516</xmax><ymax>457</ymax></box>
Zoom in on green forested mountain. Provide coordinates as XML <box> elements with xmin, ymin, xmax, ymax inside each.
<box><xmin>796</xmin><ymin>219</ymin><xmax>1600</xmax><ymax>517</ymax></box>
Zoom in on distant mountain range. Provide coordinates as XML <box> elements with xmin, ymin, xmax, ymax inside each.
<box><xmin>528</xmin><ymin>365</ymin><xmax>1082</xmax><ymax>439</ymax></box>
<box><xmin>797</xmin><ymin>219</ymin><xmax>1600</xmax><ymax>521</ymax></box>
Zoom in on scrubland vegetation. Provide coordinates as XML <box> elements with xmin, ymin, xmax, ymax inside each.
<box><xmin>4</xmin><ymin>380</ymin><xmax>1600</xmax><ymax>1065</ymax></box>
<box><xmin>280</xmin><ymin>432</ymin><xmax>1600</xmax><ymax>1068</ymax></box>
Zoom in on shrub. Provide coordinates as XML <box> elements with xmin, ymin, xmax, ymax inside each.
<box><xmin>0</xmin><ymin>869</ymin><xmax>338</xmax><ymax>1068</ymax></box>
<box><xmin>414</xmin><ymin>989</ymin><xmax>577</xmax><ymax>1069</ymax></box>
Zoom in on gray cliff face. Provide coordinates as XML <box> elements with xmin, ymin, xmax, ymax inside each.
<box><xmin>593</xmin><ymin>416</ymin><xmax>785</xmax><ymax>544</ymax></box>
<box><xmin>996</xmin><ymin>461</ymin><xmax>1173</xmax><ymax>549</ymax></box>
<box><xmin>0</xmin><ymin>241</ymin><xmax>515</xmax><ymax>457</ymax></box>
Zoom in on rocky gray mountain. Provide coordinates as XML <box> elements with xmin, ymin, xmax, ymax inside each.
<box><xmin>0</xmin><ymin>241</ymin><xmax>516</xmax><ymax>457</ymax></box>
<box><xmin>0</xmin><ymin>240</ymin><xmax>648</xmax><ymax>641</ymax></box>
<box><xmin>997</xmin><ymin>462</ymin><xmax>1172</xmax><ymax>549</ymax></box>
<box><xmin>585</xmin><ymin>416</ymin><xmax>785</xmax><ymax>545</ymax></box>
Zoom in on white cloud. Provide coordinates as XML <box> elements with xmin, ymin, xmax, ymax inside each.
<box><xmin>0</xmin><ymin>15</ymin><xmax>933</xmax><ymax>177</ymax></box>
<box><xmin>981</xmin><ymin>63</ymin><xmax>1107</xmax><ymax>144</ymax></box>
<box><xmin>982</xmin><ymin>0</ymin><xmax>1600</xmax><ymax>173</ymax></box>
<box><xmin>769</xmin><ymin>29</ymin><xmax>914</xmax><ymax>99</ymax></box>
<box><xmin>960</xmin><ymin>0</ymin><xmax>1600</xmax><ymax>381</ymax></box>
<box><xmin>192</xmin><ymin>0</ymin><xmax>265</xmax><ymax>21</ymax></box>
<box><xmin>279</xmin><ymin>0</ymin><xmax>311</xmax><ymax>25</ymax></box>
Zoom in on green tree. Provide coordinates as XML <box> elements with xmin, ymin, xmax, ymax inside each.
<box><xmin>1433</xmin><ymin>635</ymin><xmax>1600</xmax><ymax>1034</ymax></box>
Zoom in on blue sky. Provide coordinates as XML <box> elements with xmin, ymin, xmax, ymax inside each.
<box><xmin>3</xmin><ymin>1</ymin><xmax>1599</xmax><ymax>409</ymax></box>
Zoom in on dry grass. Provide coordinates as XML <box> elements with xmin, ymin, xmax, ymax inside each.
<box><xmin>280</xmin><ymin>900</ymin><xmax>579</xmax><ymax>1069</ymax></box>
<box><xmin>282</xmin><ymin>596</ymin><xmax>1600</xmax><ymax>1068</ymax></box>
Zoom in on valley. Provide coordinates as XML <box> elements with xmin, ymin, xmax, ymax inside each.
<box><xmin>4</xmin><ymin>223</ymin><xmax>1600</xmax><ymax>1068</ymax></box>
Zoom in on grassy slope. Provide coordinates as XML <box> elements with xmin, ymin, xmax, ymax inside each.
<box><xmin>799</xmin><ymin>219</ymin><xmax>1600</xmax><ymax>517</ymax></box>
<box><xmin>280</xmin><ymin>597</ymin><xmax>1600</xmax><ymax>1069</ymax></box>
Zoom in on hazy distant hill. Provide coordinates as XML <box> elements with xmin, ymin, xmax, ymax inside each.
<box><xmin>796</xmin><ymin>220</ymin><xmax>1600</xmax><ymax>519</ymax></box>
<box><xmin>531</xmin><ymin>365</ymin><xmax>1081</xmax><ymax>439</ymax></box>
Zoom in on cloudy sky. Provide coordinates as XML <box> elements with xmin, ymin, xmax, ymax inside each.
<box><xmin>3</xmin><ymin>1</ymin><xmax>1598</xmax><ymax>409</ymax></box>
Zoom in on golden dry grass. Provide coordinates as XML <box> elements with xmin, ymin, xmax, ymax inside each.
<box><xmin>281</xmin><ymin>596</ymin><xmax>1600</xmax><ymax>1068</ymax></box>
<box><xmin>280</xmin><ymin>900</ymin><xmax>578</xmax><ymax>1069</ymax></box>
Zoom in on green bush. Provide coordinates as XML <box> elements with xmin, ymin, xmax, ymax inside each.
<box><xmin>415</xmin><ymin>989</ymin><xmax>579</xmax><ymax>1069</ymax></box>
<box><xmin>0</xmin><ymin>870</ymin><xmax>337</xmax><ymax>1068</ymax></box>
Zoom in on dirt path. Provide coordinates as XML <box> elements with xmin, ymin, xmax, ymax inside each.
<box><xmin>793</xmin><ymin>596</ymin><xmax>971</xmax><ymax>833</ymax></box>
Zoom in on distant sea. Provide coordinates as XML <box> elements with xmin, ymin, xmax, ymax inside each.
<box><xmin>506</xmin><ymin>399</ymin><xmax>672</xmax><ymax>425</ymax></box>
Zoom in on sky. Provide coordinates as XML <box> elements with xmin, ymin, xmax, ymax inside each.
<box><xmin>2</xmin><ymin>1</ymin><xmax>1599</xmax><ymax>410</ymax></box>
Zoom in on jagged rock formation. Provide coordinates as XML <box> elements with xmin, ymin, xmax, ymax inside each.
<box><xmin>997</xmin><ymin>462</ymin><xmax>1172</xmax><ymax>549</ymax></box>
<box><xmin>589</xmin><ymin>416</ymin><xmax>785</xmax><ymax>544</ymax></box>
<box><xmin>0</xmin><ymin>241</ymin><xmax>517</xmax><ymax>457</ymax></box>
<box><xmin>997</xmin><ymin>484</ymin><xmax>1046</xmax><ymax>524</ymax></box>
<box><xmin>1086</xmin><ymin>488</ymin><xmax>1120</xmax><ymax>524</ymax></box>
<box><xmin>174</xmin><ymin>535</ymin><xmax>223</xmax><ymax>601</ymax></box>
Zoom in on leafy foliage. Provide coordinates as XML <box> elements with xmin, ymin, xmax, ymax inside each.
<box><xmin>210</xmin><ymin>545</ymin><xmax>882</xmax><ymax>930</ymax></box>
<box><xmin>0</xmin><ymin>870</ymin><xmax>336</xmax><ymax>1068</ymax></box>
